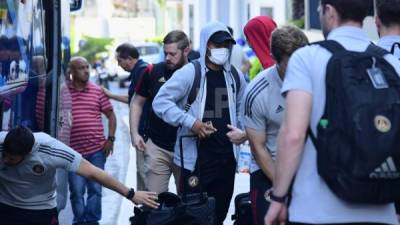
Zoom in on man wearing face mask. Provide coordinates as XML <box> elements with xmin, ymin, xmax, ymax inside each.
<box><xmin>152</xmin><ymin>22</ymin><xmax>247</xmax><ymax>225</ymax></box>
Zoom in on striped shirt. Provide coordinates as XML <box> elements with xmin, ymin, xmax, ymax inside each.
<box><xmin>35</xmin><ymin>85</ymin><xmax>46</xmax><ymax>131</ymax></box>
<box><xmin>68</xmin><ymin>82</ymin><xmax>113</xmax><ymax>156</ymax></box>
<box><xmin>0</xmin><ymin>132</ymin><xmax>82</xmax><ymax>210</ymax></box>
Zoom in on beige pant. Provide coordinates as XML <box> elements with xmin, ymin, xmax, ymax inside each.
<box><xmin>144</xmin><ymin>138</ymin><xmax>180</xmax><ymax>193</ymax></box>
<box><xmin>136</xmin><ymin>150</ymin><xmax>147</xmax><ymax>191</ymax></box>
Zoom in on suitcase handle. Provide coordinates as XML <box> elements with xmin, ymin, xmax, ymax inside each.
<box><xmin>179</xmin><ymin>134</ymin><xmax>204</xmax><ymax>201</ymax></box>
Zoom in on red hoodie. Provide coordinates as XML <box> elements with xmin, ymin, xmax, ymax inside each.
<box><xmin>244</xmin><ymin>16</ymin><xmax>277</xmax><ymax>69</ymax></box>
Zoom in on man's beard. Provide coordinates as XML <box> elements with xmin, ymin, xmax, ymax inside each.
<box><xmin>166</xmin><ymin>55</ymin><xmax>186</xmax><ymax>71</ymax></box>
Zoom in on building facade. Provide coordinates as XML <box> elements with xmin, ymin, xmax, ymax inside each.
<box><xmin>182</xmin><ymin>0</ymin><xmax>291</xmax><ymax>49</ymax></box>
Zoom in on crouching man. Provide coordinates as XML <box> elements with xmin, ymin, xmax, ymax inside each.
<box><xmin>0</xmin><ymin>127</ymin><xmax>159</xmax><ymax>225</ymax></box>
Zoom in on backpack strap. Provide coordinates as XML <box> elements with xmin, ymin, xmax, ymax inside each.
<box><xmin>230</xmin><ymin>65</ymin><xmax>241</xmax><ymax>94</ymax></box>
<box><xmin>313</xmin><ymin>40</ymin><xmax>346</xmax><ymax>54</ymax></box>
<box><xmin>185</xmin><ymin>60</ymin><xmax>201</xmax><ymax>111</ymax></box>
<box><xmin>390</xmin><ymin>42</ymin><xmax>400</xmax><ymax>55</ymax></box>
<box><xmin>307</xmin><ymin>126</ymin><xmax>317</xmax><ymax>149</ymax></box>
<box><xmin>139</xmin><ymin>62</ymin><xmax>149</xmax><ymax>71</ymax></box>
<box><xmin>146</xmin><ymin>63</ymin><xmax>154</xmax><ymax>74</ymax></box>
<box><xmin>185</xmin><ymin>62</ymin><xmax>241</xmax><ymax>112</ymax></box>
<box><xmin>366</xmin><ymin>43</ymin><xmax>389</xmax><ymax>57</ymax></box>
<box><xmin>134</xmin><ymin>63</ymin><xmax>153</xmax><ymax>92</ymax></box>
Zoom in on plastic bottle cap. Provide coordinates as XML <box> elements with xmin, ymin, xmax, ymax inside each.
<box><xmin>320</xmin><ymin>119</ymin><xmax>329</xmax><ymax>128</ymax></box>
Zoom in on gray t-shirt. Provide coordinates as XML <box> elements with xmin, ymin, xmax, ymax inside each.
<box><xmin>281</xmin><ymin>26</ymin><xmax>399</xmax><ymax>224</ymax></box>
<box><xmin>243</xmin><ymin>65</ymin><xmax>285</xmax><ymax>173</ymax></box>
<box><xmin>0</xmin><ymin>132</ymin><xmax>82</xmax><ymax>210</ymax></box>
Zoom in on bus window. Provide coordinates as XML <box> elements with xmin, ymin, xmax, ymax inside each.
<box><xmin>56</xmin><ymin>0</ymin><xmax>73</xmax><ymax>145</ymax></box>
<box><xmin>0</xmin><ymin>0</ymin><xmax>48</xmax><ymax>131</ymax></box>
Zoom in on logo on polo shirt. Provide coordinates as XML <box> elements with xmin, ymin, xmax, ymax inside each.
<box><xmin>32</xmin><ymin>164</ymin><xmax>45</xmax><ymax>175</ymax></box>
<box><xmin>158</xmin><ymin>77</ymin><xmax>166</xmax><ymax>83</ymax></box>
<box><xmin>275</xmin><ymin>105</ymin><xmax>284</xmax><ymax>114</ymax></box>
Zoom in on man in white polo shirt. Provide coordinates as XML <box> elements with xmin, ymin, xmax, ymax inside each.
<box><xmin>376</xmin><ymin>0</ymin><xmax>400</xmax><ymax>60</ymax></box>
<box><xmin>0</xmin><ymin>127</ymin><xmax>159</xmax><ymax>225</ymax></box>
<box><xmin>376</xmin><ymin>0</ymin><xmax>400</xmax><ymax>220</ymax></box>
<box><xmin>265</xmin><ymin>0</ymin><xmax>400</xmax><ymax>224</ymax></box>
<box><xmin>243</xmin><ymin>26</ymin><xmax>308</xmax><ymax>225</ymax></box>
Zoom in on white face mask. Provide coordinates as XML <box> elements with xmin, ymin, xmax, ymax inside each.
<box><xmin>208</xmin><ymin>48</ymin><xmax>230</xmax><ymax>65</ymax></box>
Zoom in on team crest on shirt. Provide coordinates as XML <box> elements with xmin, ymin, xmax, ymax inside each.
<box><xmin>32</xmin><ymin>164</ymin><xmax>45</xmax><ymax>175</ymax></box>
<box><xmin>188</xmin><ymin>176</ymin><xmax>199</xmax><ymax>187</ymax></box>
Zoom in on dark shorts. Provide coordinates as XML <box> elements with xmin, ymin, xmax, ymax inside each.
<box><xmin>250</xmin><ymin>169</ymin><xmax>273</xmax><ymax>225</ymax></box>
<box><xmin>0</xmin><ymin>202</ymin><xmax>59</xmax><ymax>225</ymax></box>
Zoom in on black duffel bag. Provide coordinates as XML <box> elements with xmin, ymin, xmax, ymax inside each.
<box><xmin>130</xmin><ymin>135</ymin><xmax>216</xmax><ymax>225</ymax></box>
<box><xmin>231</xmin><ymin>192</ymin><xmax>252</xmax><ymax>225</ymax></box>
<box><xmin>130</xmin><ymin>192</ymin><xmax>191</xmax><ymax>225</ymax></box>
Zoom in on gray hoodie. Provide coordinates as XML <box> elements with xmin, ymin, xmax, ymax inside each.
<box><xmin>152</xmin><ymin>21</ymin><xmax>247</xmax><ymax>171</ymax></box>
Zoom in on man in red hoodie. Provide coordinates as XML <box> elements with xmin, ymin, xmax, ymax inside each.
<box><xmin>244</xmin><ymin>16</ymin><xmax>277</xmax><ymax>80</ymax></box>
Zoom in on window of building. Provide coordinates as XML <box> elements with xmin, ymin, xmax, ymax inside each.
<box><xmin>247</xmin><ymin>3</ymin><xmax>251</xmax><ymax>20</ymax></box>
<box><xmin>260</xmin><ymin>7</ymin><xmax>273</xmax><ymax>17</ymax></box>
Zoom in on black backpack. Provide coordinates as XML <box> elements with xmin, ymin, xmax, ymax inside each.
<box><xmin>309</xmin><ymin>40</ymin><xmax>400</xmax><ymax>204</ymax></box>
<box><xmin>185</xmin><ymin>60</ymin><xmax>240</xmax><ymax>111</ymax></box>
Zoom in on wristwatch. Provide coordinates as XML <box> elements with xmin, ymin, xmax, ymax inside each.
<box><xmin>126</xmin><ymin>188</ymin><xmax>135</xmax><ymax>200</ymax></box>
<box><xmin>108</xmin><ymin>136</ymin><xmax>115</xmax><ymax>142</ymax></box>
<box><xmin>268</xmin><ymin>191</ymin><xmax>288</xmax><ymax>204</ymax></box>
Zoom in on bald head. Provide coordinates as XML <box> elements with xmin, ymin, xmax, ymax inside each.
<box><xmin>69</xmin><ymin>56</ymin><xmax>88</xmax><ymax>70</ymax></box>
<box><xmin>69</xmin><ymin>56</ymin><xmax>90</xmax><ymax>84</ymax></box>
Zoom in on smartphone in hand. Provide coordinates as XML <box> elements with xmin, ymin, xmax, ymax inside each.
<box><xmin>205</xmin><ymin>121</ymin><xmax>217</xmax><ymax>134</ymax></box>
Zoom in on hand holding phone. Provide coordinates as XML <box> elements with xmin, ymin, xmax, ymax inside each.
<box><xmin>205</xmin><ymin>121</ymin><xmax>217</xmax><ymax>134</ymax></box>
<box><xmin>191</xmin><ymin>120</ymin><xmax>217</xmax><ymax>139</ymax></box>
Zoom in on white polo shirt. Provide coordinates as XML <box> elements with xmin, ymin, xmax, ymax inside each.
<box><xmin>0</xmin><ymin>132</ymin><xmax>82</xmax><ymax>210</ymax></box>
<box><xmin>281</xmin><ymin>26</ymin><xmax>400</xmax><ymax>224</ymax></box>
<box><xmin>378</xmin><ymin>35</ymin><xmax>400</xmax><ymax>59</ymax></box>
<box><xmin>243</xmin><ymin>65</ymin><xmax>285</xmax><ymax>173</ymax></box>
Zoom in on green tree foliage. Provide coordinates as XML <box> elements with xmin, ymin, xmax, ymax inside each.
<box><xmin>157</xmin><ymin>0</ymin><xmax>166</xmax><ymax>8</ymax></box>
<box><xmin>144</xmin><ymin>36</ymin><xmax>164</xmax><ymax>45</ymax></box>
<box><xmin>74</xmin><ymin>35</ymin><xmax>114</xmax><ymax>63</ymax></box>
<box><xmin>290</xmin><ymin>17</ymin><xmax>305</xmax><ymax>29</ymax></box>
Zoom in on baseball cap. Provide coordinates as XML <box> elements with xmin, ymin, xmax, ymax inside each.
<box><xmin>209</xmin><ymin>31</ymin><xmax>236</xmax><ymax>45</ymax></box>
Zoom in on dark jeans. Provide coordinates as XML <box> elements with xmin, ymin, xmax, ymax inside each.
<box><xmin>68</xmin><ymin>150</ymin><xmax>105</xmax><ymax>225</ymax></box>
<box><xmin>180</xmin><ymin>153</ymin><xmax>236</xmax><ymax>225</ymax></box>
<box><xmin>250</xmin><ymin>169</ymin><xmax>273</xmax><ymax>225</ymax></box>
<box><xmin>0</xmin><ymin>202</ymin><xmax>58</xmax><ymax>225</ymax></box>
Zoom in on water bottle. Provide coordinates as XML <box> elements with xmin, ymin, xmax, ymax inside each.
<box><xmin>238</xmin><ymin>142</ymin><xmax>251</xmax><ymax>173</ymax></box>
